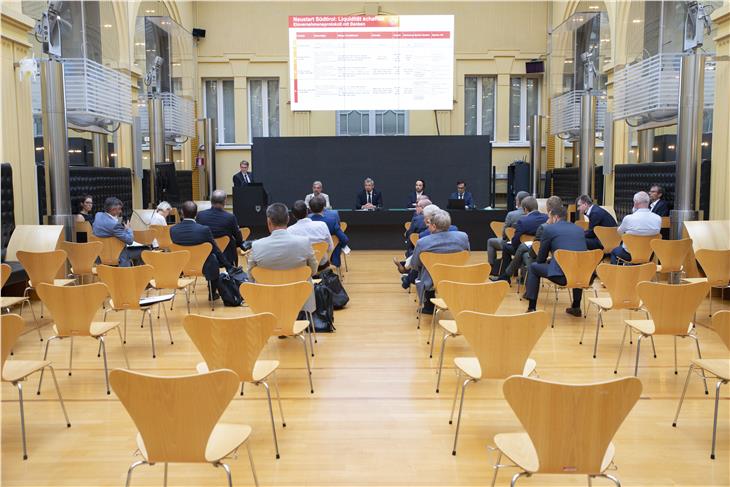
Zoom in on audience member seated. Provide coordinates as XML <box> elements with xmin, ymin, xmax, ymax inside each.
<box><xmin>649</xmin><ymin>184</ymin><xmax>671</xmax><ymax>217</ymax></box>
<box><xmin>449</xmin><ymin>180</ymin><xmax>475</xmax><ymax>208</ymax></box>
<box><xmin>356</xmin><ymin>177</ymin><xmax>383</xmax><ymax>210</ymax></box>
<box><xmin>524</xmin><ymin>205</ymin><xmax>587</xmax><ymax>315</ymax></box>
<box><xmin>409</xmin><ymin>209</ymin><xmax>470</xmax><ymax>313</ymax></box>
<box><xmin>288</xmin><ymin>200</ymin><xmax>333</xmax><ymax>268</ymax></box>
<box><xmin>196</xmin><ymin>190</ymin><xmax>243</xmax><ymax>266</ymax></box>
<box><xmin>498</xmin><ymin>196</ymin><xmax>547</xmax><ymax>273</ymax></box>
<box><xmin>494</xmin><ymin>195</ymin><xmax>562</xmax><ymax>284</ymax></box>
<box><xmin>92</xmin><ymin>196</ymin><xmax>137</xmax><ymax>267</ymax></box>
<box><xmin>487</xmin><ymin>191</ymin><xmax>529</xmax><ymax>270</ymax></box>
<box><xmin>310</xmin><ymin>195</ymin><xmax>349</xmax><ymax>268</ymax></box>
<box><xmin>407</xmin><ymin>179</ymin><xmax>426</xmax><ymax>208</ymax></box>
<box><xmin>305</xmin><ymin>181</ymin><xmax>332</xmax><ymax>210</ymax></box>
<box><xmin>404</xmin><ymin>198</ymin><xmax>432</xmax><ymax>254</ymax></box>
<box><xmin>171</xmin><ymin>201</ymin><xmax>231</xmax><ymax>301</ymax></box>
<box><xmin>150</xmin><ymin>201</ymin><xmax>171</xmax><ymax>226</ymax></box>
<box><xmin>610</xmin><ymin>191</ymin><xmax>662</xmax><ymax>265</ymax></box>
<box><xmin>576</xmin><ymin>194</ymin><xmax>617</xmax><ymax>250</ymax></box>
<box><xmin>75</xmin><ymin>194</ymin><xmax>94</xmax><ymax>224</ymax></box>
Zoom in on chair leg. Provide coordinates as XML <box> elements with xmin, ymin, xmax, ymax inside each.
<box><xmin>633</xmin><ymin>335</ymin><xmax>644</xmax><ymax>376</ymax></box>
<box><xmin>37</xmin><ymin>335</ymin><xmax>61</xmax><ymax>394</ymax></box>
<box><xmin>47</xmin><ymin>366</ymin><xmax>71</xmax><ymax>427</ymax></box>
<box><xmin>428</xmin><ymin>309</ymin><xmax>439</xmax><ymax>357</ymax></box>
<box><xmin>599</xmin><ymin>473</ymin><xmax>622</xmax><ymax>487</ymax></box>
<box><xmin>164</xmin><ymin>462</ymin><xmax>168</xmax><ymax>487</ymax></box>
<box><xmin>260</xmin><ymin>381</ymin><xmax>280</xmax><ymax>459</ymax></box>
<box><xmin>307</xmin><ymin>320</ymin><xmax>315</xmax><ymax>358</ymax></box>
<box><xmin>452</xmin><ymin>378</ymin><xmax>475</xmax><ymax>455</ymax></box>
<box><xmin>16</xmin><ymin>382</ymin><xmax>28</xmax><ymax>460</ymax></box>
<box><xmin>161</xmin><ymin>303</ymin><xmax>173</xmax><ymax>344</ymax></box>
<box><xmin>592</xmin><ymin>310</ymin><xmax>604</xmax><ymax>359</ymax></box>
<box><xmin>510</xmin><ymin>471</ymin><xmax>529</xmax><ymax>487</ymax></box>
<box><xmin>435</xmin><ymin>332</ymin><xmax>450</xmax><ymax>393</ymax></box>
<box><xmin>123</xmin><ymin>310</ymin><xmax>128</xmax><ymax>343</ymax></box>
<box><xmin>68</xmin><ymin>336</ymin><xmax>74</xmax><ymax>376</ymax></box>
<box><xmin>299</xmin><ymin>334</ymin><xmax>314</xmax><ymax>393</ymax></box>
<box><xmin>649</xmin><ymin>336</ymin><xmax>657</xmax><ymax>358</ymax></box>
<box><xmin>117</xmin><ymin>326</ymin><xmax>130</xmax><ymax>369</ymax></box>
<box><xmin>449</xmin><ymin>370</ymin><xmax>461</xmax><ymax>424</ymax></box>
<box><xmin>99</xmin><ymin>337</ymin><xmax>111</xmax><ymax>395</ymax></box>
<box><xmin>307</xmin><ymin>310</ymin><xmax>318</xmax><ymax>345</ymax></box>
<box><xmin>551</xmin><ymin>288</ymin><xmax>558</xmax><ymax>328</ymax></box>
<box><xmin>710</xmin><ymin>380</ymin><xmax>725</xmax><ymax>460</ymax></box>
<box><xmin>491</xmin><ymin>451</ymin><xmax>503</xmax><ymax>487</ymax></box>
<box><xmin>246</xmin><ymin>442</ymin><xmax>260</xmax><ymax>487</ymax></box>
<box><xmin>689</xmin><ymin>335</ymin><xmax>709</xmax><ymax>394</ymax></box>
<box><xmin>672</xmin><ymin>364</ymin><xmax>694</xmax><ymax>427</ymax></box>
<box><xmin>125</xmin><ymin>460</ymin><xmax>147</xmax><ymax>487</ymax></box>
<box><xmin>614</xmin><ymin>325</ymin><xmax>629</xmax><ymax>374</ymax></box>
<box><xmin>148</xmin><ymin>310</ymin><xmax>157</xmax><ymax>359</ymax></box>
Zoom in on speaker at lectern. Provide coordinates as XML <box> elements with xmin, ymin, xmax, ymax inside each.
<box><xmin>233</xmin><ymin>183</ymin><xmax>269</xmax><ymax>224</ymax></box>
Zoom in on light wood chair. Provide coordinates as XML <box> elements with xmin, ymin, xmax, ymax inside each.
<box><xmin>89</xmin><ymin>235</ymin><xmax>127</xmax><ymax>266</ymax></box>
<box><xmin>548</xmin><ymin>249</ymin><xmax>604</xmax><ymax>326</ymax></box>
<box><xmin>434</xmin><ymin>279</ymin><xmax>509</xmax><ymax>393</ymax></box>
<box><xmin>575</xmin><ymin>220</ymin><xmax>589</xmax><ymax>231</ymax></box>
<box><xmin>184</xmin><ymin>313</ymin><xmax>286</xmax><ymax>459</ymax></box>
<box><xmin>240</xmin><ymin>227</ymin><xmax>251</xmax><ymax>241</ymax></box>
<box><xmin>110</xmin><ymin>368</ymin><xmax>259</xmax><ymax>487</ymax></box>
<box><xmin>97</xmin><ymin>264</ymin><xmax>174</xmax><ymax>358</ymax></box>
<box><xmin>417</xmin><ymin>250</ymin><xmax>470</xmax><ymax>328</ymax></box>
<box><xmin>170</xmin><ymin>242</ymin><xmax>212</xmax><ymax>298</ymax></box>
<box><xmin>489</xmin><ymin>221</ymin><xmax>504</xmax><ymax>240</ymax></box>
<box><xmin>133</xmin><ymin>229</ymin><xmax>155</xmax><ymax>246</ymax></box>
<box><xmin>35</xmin><ymin>282</ymin><xmax>127</xmax><ymax>395</ymax></box>
<box><xmin>404</xmin><ymin>221</ymin><xmax>412</xmax><ymax>232</ymax></box>
<box><xmin>683</xmin><ymin>249</ymin><xmax>730</xmax><ymax>316</ymax></box>
<box><xmin>150</xmin><ymin>225</ymin><xmax>173</xmax><ymax>250</ymax></box>
<box><xmin>490</xmin><ymin>375</ymin><xmax>642</xmax><ymax>487</ymax></box>
<box><xmin>620</xmin><ymin>233</ymin><xmax>662</xmax><ymax>264</ymax></box>
<box><xmin>339</xmin><ymin>222</ymin><xmax>349</xmax><ymax>272</ymax></box>
<box><xmin>614</xmin><ymin>281</ymin><xmax>711</xmax><ymax>380</ymax></box>
<box><xmin>594</xmin><ymin>226</ymin><xmax>622</xmax><ymax>255</ymax></box>
<box><xmin>652</xmin><ymin>238</ymin><xmax>693</xmax><ymax>277</ymax></box>
<box><xmin>673</xmin><ymin>310</ymin><xmax>730</xmax><ymax>460</ymax></box>
<box><xmin>4</xmin><ymin>225</ymin><xmax>64</xmax><ymax>261</ymax></box>
<box><xmin>505</xmin><ymin>227</ymin><xmax>516</xmax><ymax>241</ymax></box>
<box><xmin>585</xmin><ymin>263</ymin><xmax>657</xmax><ymax>358</ymax></box>
<box><xmin>330</xmin><ymin>235</ymin><xmax>343</xmax><ymax>279</ymax></box>
<box><xmin>449</xmin><ymin>310</ymin><xmax>548</xmax><ymax>455</ymax></box>
<box><xmin>1</xmin><ymin>263</ymin><xmax>32</xmax><ymax>325</ymax></box>
<box><xmin>59</xmin><ymin>241</ymin><xmax>102</xmax><ymax>285</ymax></box>
<box><xmin>214</xmin><ymin>236</ymin><xmax>230</xmax><ymax>257</ymax></box>
<box><xmin>2</xmin><ymin>314</ymin><xmax>70</xmax><ymax>460</ymax></box>
<box><xmin>74</xmin><ymin>220</ymin><xmax>92</xmax><ymax>241</ymax></box>
<box><xmin>141</xmin><ymin>250</ymin><xmax>195</xmax><ymax>313</ymax></box>
<box><xmin>312</xmin><ymin>241</ymin><xmax>329</xmax><ymax>264</ymax></box>
<box><xmin>408</xmin><ymin>232</ymin><xmax>419</xmax><ymax>248</ymax></box>
<box><xmin>17</xmin><ymin>250</ymin><xmax>76</xmax><ymax>329</ymax></box>
<box><xmin>240</xmin><ymin>281</ymin><xmax>315</xmax><ymax>393</ymax></box>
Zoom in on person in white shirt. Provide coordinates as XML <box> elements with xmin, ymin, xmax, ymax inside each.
<box><xmin>288</xmin><ymin>200</ymin><xmax>333</xmax><ymax>267</ymax></box>
<box><xmin>149</xmin><ymin>201</ymin><xmax>171</xmax><ymax>248</ymax></box>
<box><xmin>610</xmin><ymin>191</ymin><xmax>662</xmax><ymax>264</ymax></box>
<box><xmin>304</xmin><ymin>181</ymin><xmax>332</xmax><ymax>210</ymax></box>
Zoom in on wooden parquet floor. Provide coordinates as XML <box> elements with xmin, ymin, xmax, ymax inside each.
<box><xmin>1</xmin><ymin>251</ymin><xmax>728</xmax><ymax>486</ymax></box>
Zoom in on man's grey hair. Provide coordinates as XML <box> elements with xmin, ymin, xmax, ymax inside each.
<box><xmin>417</xmin><ymin>198</ymin><xmax>432</xmax><ymax>209</ymax></box>
<box><xmin>422</xmin><ymin>204</ymin><xmax>440</xmax><ymax>221</ymax></box>
<box><xmin>516</xmin><ymin>191</ymin><xmax>530</xmax><ymax>206</ymax></box>
<box><xmin>104</xmin><ymin>196</ymin><xmax>123</xmax><ymax>212</ymax></box>
<box><xmin>521</xmin><ymin>196</ymin><xmax>538</xmax><ymax>212</ymax></box>
<box><xmin>156</xmin><ymin>201</ymin><xmax>171</xmax><ymax>212</ymax></box>
<box><xmin>634</xmin><ymin>191</ymin><xmax>651</xmax><ymax>206</ymax></box>
<box><xmin>210</xmin><ymin>189</ymin><xmax>227</xmax><ymax>206</ymax></box>
<box><xmin>313</xmin><ymin>180</ymin><xmax>323</xmax><ymax>187</ymax></box>
<box><xmin>430</xmin><ymin>209</ymin><xmax>452</xmax><ymax>232</ymax></box>
<box><xmin>364</xmin><ymin>177</ymin><xmax>374</xmax><ymax>185</ymax></box>
<box><xmin>266</xmin><ymin>203</ymin><xmax>289</xmax><ymax>227</ymax></box>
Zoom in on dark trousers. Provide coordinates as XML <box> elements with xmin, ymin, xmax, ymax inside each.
<box><xmin>585</xmin><ymin>237</ymin><xmax>604</xmax><ymax>250</ymax></box>
<box><xmin>524</xmin><ymin>262</ymin><xmax>582</xmax><ymax>310</ymax></box>
<box><xmin>610</xmin><ymin>246</ymin><xmax>632</xmax><ymax>265</ymax></box>
<box><xmin>500</xmin><ymin>243</ymin><xmax>517</xmax><ymax>270</ymax></box>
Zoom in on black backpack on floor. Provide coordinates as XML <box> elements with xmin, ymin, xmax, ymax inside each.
<box><xmin>217</xmin><ymin>268</ymin><xmax>248</xmax><ymax>307</ymax></box>
<box><xmin>318</xmin><ymin>269</ymin><xmax>349</xmax><ymax>309</ymax></box>
<box><xmin>313</xmin><ymin>282</ymin><xmax>335</xmax><ymax>332</ymax></box>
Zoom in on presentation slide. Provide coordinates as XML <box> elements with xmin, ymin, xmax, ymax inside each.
<box><xmin>288</xmin><ymin>15</ymin><xmax>454</xmax><ymax>111</ymax></box>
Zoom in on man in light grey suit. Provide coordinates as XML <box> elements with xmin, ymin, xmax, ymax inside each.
<box><xmin>487</xmin><ymin>191</ymin><xmax>530</xmax><ymax>272</ymax></box>
<box><xmin>410</xmin><ymin>209</ymin><xmax>470</xmax><ymax>313</ymax></box>
<box><xmin>248</xmin><ymin>202</ymin><xmax>319</xmax><ymax>312</ymax></box>
<box><xmin>92</xmin><ymin>196</ymin><xmax>138</xmax><ymax>266</ymax></box>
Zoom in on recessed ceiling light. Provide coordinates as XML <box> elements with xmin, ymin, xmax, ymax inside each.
<box><xmin>589</xmin><ymin>5</ymin><xmax>599</xmax><ymax>10</ymax></box>
<box><xmin>632</xmin><ymin>19</ymin><xmax>642</xmax><ymax>23</ymax></box>
<box><xmin>103</xmin><ymin>24</ymin><xmax>112</xmax><ymax>28</ymax></box>
<box><xmin>145</xmin><ymin>9</ymin><xmax>155</xmax><ymax>14</ymax></box>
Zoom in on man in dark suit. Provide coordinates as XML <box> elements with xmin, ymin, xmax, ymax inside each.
<box><xmin>170</xmin><ymin>201</ymin><xmax>231</xmax><ymax>300</ymax></box>
<box><xmin>355</xmin><ymin>178</ymin><xmax>383</xmax><ymax>210</ymax></box>
<box><xmin>310</xmin><ymin>194</ymin><xmax>349</xmax><ymax>268</ymax></box>
<box><xmin>196</xmin><ymin>189</ymin><xmax>243</xmax><ymax>266</ymax></box>
<box><xmin>232</xmin><ymin>160</ymin><xmax>254</xmax><ymax>188</ymax></box>
<box><xmin>499</xmin><ymin>197</ymin><xmax>547</xmax><ymax>272</ymax></box>
<box><xmin>649</xmin><ymin>185</ymin><xmax>671</xmax><ymax>217</ymax></box>
<box><xmin>524</xmin><ymin>205</ymin><xmax>587</xmax><ymax>315</ymax></box>
<box><xmin>576</xmin><ymin>194</ymin><xmax>616</xmax><ymax>250</ymax></box>
<box><xmin>406</xmin><ymin>179</ymin><xmax>426</xmax><ymax>208</ymax></box>
<box><xmin>449</xmin><ymin>180</ymin><xmax>474</xmax><ymax>208</ymax></box>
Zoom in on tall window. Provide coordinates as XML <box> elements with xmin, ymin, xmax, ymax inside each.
<box><xmin>464</xmin><ymin>76</ymin><xmax>496</xmax><ymax>139</ymax></box>
<box><xmin>337</xmin><ymin>110</ymin><xmax>407</xmax><ymax>136</ymax></box>
<box><xmin>203</xmin><ymin>79</ymin><xmax>235</xmax><ymax>144</ymax></box>
<box><xmin>248</xmin><ymin>78</ymin><xmax>280</xmax><ymax>140</ymax></box>
<box><xmin>509</xmin><ymin>77</ymin><xmax>540</xmax><ymax>142</ymax></box>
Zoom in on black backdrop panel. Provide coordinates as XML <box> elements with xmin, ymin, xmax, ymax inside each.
<box><xmin>550</xmin><ymin>166</ymin><xmax>603</xmax><ymax>205</ymax></box>
<box><xmin>1</xmin><ymin>163</ymin><xmax>15</xmax><ymax>260</ymax></box>
<box><xmin>252</xmin><ymin>136</ymin><xmax>492</xmax><ymax>209</ymax></box>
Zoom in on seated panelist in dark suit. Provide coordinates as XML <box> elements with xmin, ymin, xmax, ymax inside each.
<box><xmin>524</xmin><ymin>205</ymin><xmax>587</xmax><ymax>315</ymax></box>
<box><xmin>576</xmin><ymin>194</ymin><xmax>617</xmax><ymax>250</ymax></box>
<box><xmin>196</xmin><ymin>189</ymin><xmax>243</xmax><ymax>266</ymax></box>
<box><xmin>407</xmin><ymin>179</ymin><xmax>426</xmax><ymax>208</ymax></box>
<box><xmin>355</xmin><ymin>177</ymin><xmax>383</xmax><ymax>210</ymax></box>
<box><xmin>170</xmin><ymin>201</ymin><xmax>231</xmax><ymax>300</ymax></box>
<box><xmin>309</xmin><ymin>195</ymin><xmax>349</xmax><ymax>268</ymax></box>
<box><xmin>649</xmin><ymin>185</ymin><xmax>671</xmax><ymax>217</ymax></box>
<box><xmin>449</xmin><ymin>180</ymin><xmax>475</xmax><ymax>208</ymax></box>
<box><xmin>500</xmin><ymin>196</ymin><xmax>548</xmax><ymax>268</ymax></box>
<box><xmin>232</xmin><ymin>160</ymin><xmax>254</xmax><ymax>188</ymax></box>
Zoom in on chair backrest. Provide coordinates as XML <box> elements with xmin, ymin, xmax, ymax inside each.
<box><xmin>183</xmin><ymin>313</ymin><xmax>276</xmax><ymax>382</ymax></box>
<box><xmin>489</xmin><ymin>221</ymin><xmax>504</xmax><ymax>239</ymax></box>
<box><xmin>89</xmin><ymin>235</ymin><xmax>126</xmax><ymax>265</ymax></box>
<box><xmin>214</xmin><ymin>236</ymin><xmax>230</xmax><ymax>253</ymax></box>
<box><xmin>594</xmin><ymin>226</ymin><xmax>622</xmax><ymax>254</ymax></box>
<box><xmin>711</xmin><ymin>310</ymin><xmax>730</xmax><ymax>351</ymax></box>
<box><xmin>1</xmin><ymin>314</ymin><xmax>24</xmax><ymax>367</ymax></box>
<box><xmin>110</xmin><ymin>368</ymin><xmax>240</xmax><ymax>463</ymax></box>
<box><xmin>438</xmin><ymin>281</ymin><xmax>510</xmax><ymax>317</ymax></box>
<box><xmin>575</xmin><ymin>220</ymin><xmax>589</xmax><ymax>231</ymax></box>
<box><xmin>74</xmin><ymin>220</ymin><xmax>92</xmax><ymax>239</ymax></box>
<box><xmin>595</xmin><ymin>263</ymin><xmax>657</xmax><ymax>310</ymax></box>
<box><xmin>622</xmin><ymin>234</ymin><xmax>662</xmax><ymax>264</ymax></box>
<box><xmin>239</xmin><ymin>281</ymin><xmax>312</xmax><ymax>335</ymax></box>
<box><xmin>457</xmin><ymin>310</ymin><xmax>548</xmax><ymax>378</ymax></box>
<box><xmin>505</xmin><ymin>227</ymin><xmax>516</xmax><ymax>241</ymax></box>
<box><xmin>419</xmin><ymin>250</ymin><xmax>470</xmax><ymax>277</ymax></box>
<box><xmin>1</xmin><ymin>263</ymin><xmax>11</xmax><ymax>287</ymax></box>
<box><xmin>651</xmin><ymin>238</ymin><xmax>693</xmax><ymax>273</ymax></box>
<box><xmin>133</xmin><ymin>229</ymin><xmax>155</xmax><ymax>246</ymax></box>
<box><xmin>695</xmin><ymin>249</ymin><xmax>730</xmax><ymax>287</ymax></box>
<box><xmin>554</xmin><ymin>249</ymin><xmax>603</xmax><ymax>289</ymax></box>
<box><xmin>637</xmin><ymin>281</ymin><xmax>711</xmax><ymax>335</ymax></box>
<box><xmin>35</xmin><ymin>282</ymin><xmax>109</xmax><ymax>337</ymax></box>
<box><xmin>170</xmin><ymin>243</ymin><xmax>212</xmax><ymax>277</ymax></box>
<box><xmin>59</xmin><ymin>241</ymin><xmax>103</xmax><ymax>276</ymax></box>
<box><xmin>141</xmin><ymin>250</ymin><xmax>191</xmax><ymax>289</ymax></box>
<box><xmin>404</xmin><ymin>221</ymin><xmax>411</xmax><ymax>231</ymax></box>
<box><xmin>16</xmin><ymin>250</ymin><xmax>68</xmax><ymax>286</ymax></box>
<box><xmin>150</xmin><ymin>225</ymin><xmax>173</xmax><ymax>249</ymax></box>
<box><xmin>340</xmin><ymin>222</ymin><xmax>347</xmax><ymax>232</ymax></box>
<box><xmin>312</xmin><ymin>241</ymin><xmax>329</xmax><ymax>263</ymax></box>
<box><xmin>239</xmin><ymin>227</ymin><xmax>251</xmax><ymax>241</ymax></box>
<box><xmin>409</xmin><ymin>233</ymin><xmax>419</xmax><ymax>247</ymax></box>
<box><xmin>430</xmin><ymin>263</ymin><xmax>491</xmax><ymax>291</ymax></box>
<box><xmin>503</xmin><ymin>375</ymin><xmax>642</xmax><ymax>474</ymax></box>
<box><xmin>5</xmin><ymin>225</ymin><xmax>64</xmax><ymax>261</ymax></box>
<box><xmin>96</xmin><ymin>265</ymin><xmax>154</xmax><ymax>311</ymax></box>
<box><xmin>251</xmin><ymin>266</ymin><xmax>312</xmax><ymax>284</ymax></box>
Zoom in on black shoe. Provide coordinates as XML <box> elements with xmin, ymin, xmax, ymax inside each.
<box><xmin>565</xmin><ymin>307</ymin><xmax>582</xmax><ymax>317</ymax></box>
<box><xmin>393</xmin><ymin>257</ymin><xmax>407</xmax><ymax>275</ymax></box>
<box><xmin>526</xmin><ymin>307</ymin><xmax>536</xmax><ymax>313</ymax></box>
<box><xmin>496</xmin><ymin>275</ymin><xmax>511</xmax><ymax>285</ymax></box>
<box><xmin>209</xmin><ymin>291</ymin><xmax>220</xmax><ymax>301</ymax></box>
<box><xmin>421</xmin><ymin>306</ymin><xmax>435</xmax><ymax>315</ymax></box>
<box><xmin>401</xmin><ymin>275</ymin><xmax>410</xmax><ymax>290</ymax></box>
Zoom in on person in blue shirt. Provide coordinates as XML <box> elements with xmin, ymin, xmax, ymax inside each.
<box><xmin>309</xmin><ymin>194</ymin><xmax>349</xmax><ymax>268</ymax></box>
